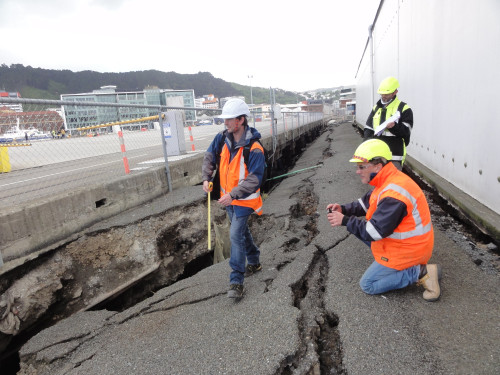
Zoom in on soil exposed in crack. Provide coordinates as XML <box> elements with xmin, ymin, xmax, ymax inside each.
<box><xmin>276</xmin><ymin>184</ymin><xmax>345</xmax><ymax>375</ymax></box>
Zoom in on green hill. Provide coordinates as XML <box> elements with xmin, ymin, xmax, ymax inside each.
<box><xmin>0</xmin><ymin>64</ymin><xmax>300</xmax><ymax>104</ymax></box>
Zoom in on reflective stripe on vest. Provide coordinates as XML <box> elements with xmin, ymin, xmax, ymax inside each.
<box><xmin>371</xmin><ymin>183</ymin><xmax>432</xmax><ymax>240</ymax></box>
<box><xmin>236</xmin><ymin>152</ymin><xmax>260</xmax><ymax>200</ymax></box>
<box><xmin>358</xmin><ymin>198</ymin><xmax>368</xmax><ymax>213</ymax></box>
<box><xmin>366</xmin><ymin>163</ymin><xmax>433</xmax><ymax>270</ymax></box>
<box><xmin>366</xmin><ymin>221</ymin><xmax>382</xmax><ymax>240</ymax></box>
<box><xmin>239</xmin><ymin>153</ymin><xmax>246</xmax><ymax>182</ymax></box>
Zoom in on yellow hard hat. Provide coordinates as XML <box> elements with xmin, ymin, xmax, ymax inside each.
<box><xmin>349</xmin><ymin>139</ymin><xmax>392</xmax><ymax>163</ymax></box>
<box><xmin>377</xmin><ymin>77</ymin><xmax>399</xmax><ymax>94</ymax></box>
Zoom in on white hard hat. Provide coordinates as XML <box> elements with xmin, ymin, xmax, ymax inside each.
<box><xmin>219</xmin><ymin>98</ymin><xmax>250</xmax><ymax>119</ymax></box>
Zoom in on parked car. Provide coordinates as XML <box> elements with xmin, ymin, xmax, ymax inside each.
<box><xmin>198</xmin><ymin>119</ymin><xmax>213</xmax><ymax>125</ymax></box>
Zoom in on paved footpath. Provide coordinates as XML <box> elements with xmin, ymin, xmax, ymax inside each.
<box><xmin>19</xmin><ymin>123</ymin><xmax>499</xmax><ymax>374</ymax></box>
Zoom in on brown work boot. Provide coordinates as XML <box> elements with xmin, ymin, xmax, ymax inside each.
<box><xmin>417</xmin><ymin>264</ymin><xmax>441</xmax><ymax>302</ymax></box>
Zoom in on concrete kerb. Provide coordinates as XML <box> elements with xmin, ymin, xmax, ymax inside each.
<box><xmin>405</xmin><ymin>155</ymin><xmax>500</xmax><ymax>244</ymax></box>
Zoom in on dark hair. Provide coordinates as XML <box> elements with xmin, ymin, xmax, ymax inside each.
<box><xmin>370</xmin><ymin>157</ymin><xmax>388</xmax><ymax>166</ymax></box>
<box><xmin>236</xmin><ymin>115</ymin><xmax>248</xmax><ymax>127</ymax></box>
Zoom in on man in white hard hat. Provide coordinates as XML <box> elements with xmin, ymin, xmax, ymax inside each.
<box><xmin>364</xmin><ymin>77</ymin><xmax>413</xmax><ymax>169</ymax></box>
<box><xmin>202</xmin><ymin>98</ymin><xmax>265</xmax><ymax>299</ymax></box>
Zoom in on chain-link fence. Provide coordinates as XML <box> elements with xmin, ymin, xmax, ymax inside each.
<box><xmin>0</xmin><ymin>97</ymin><xmax>324</xmax><ymax>209</ymax></box>
<box><xmin>328</xmin><ymin>107</ymin><xmax>355</xmax><ymax>122</ymax></box>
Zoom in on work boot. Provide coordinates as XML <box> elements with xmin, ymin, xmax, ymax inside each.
<box><xmin>244</xmin><ymin>263</ymin><xmax>262</xmax><ymax>277</ymax></box>
<box><xmin>228</xmin><ymin>284</ymin><xmax>244</xmax><ymax>299</ymax></box>
<box><xmin>417</xmin><ymin>264</ymin><xmax>441</xmax><ymax>302</ymax></box>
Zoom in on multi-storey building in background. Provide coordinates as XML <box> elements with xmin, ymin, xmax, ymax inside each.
<box><xmin>61</xmin><ymin>86</ymin><xmax>196</xmax><ymax>132</ymax></box>
<box><xmin>219</xmin><ymin>96</ymin><xmax>245</xmax><ymax>109</ymax></box>
<box><xmin>200</xmin><ymin>94</ymin><xmax>219</xmax><ymax>109</ymax></box>
<box><xmin>0</xmin><ymin>92</ymin><xmax>23</xmax><ymax>112</ymax></box>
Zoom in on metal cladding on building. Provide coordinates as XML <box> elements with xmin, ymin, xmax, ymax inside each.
<box><xmin>355</xmin><ymin>0</ymin><xmax>500</xmax><ymax>216</ymax></box>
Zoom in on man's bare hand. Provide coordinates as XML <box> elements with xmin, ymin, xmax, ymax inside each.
<box><xmin>218</xmin><ymin>193</ymin><xmax>233</xmax><ymax>206</ymax></box>
<box><xmin>202</xmin><ymin>180</ymin><xmax>212</xmax><ymax>193</ymax></box>
<box><xmin>327</xmin><ymin>211</ymin><xmax>344</xmax><ymax>227</ymax></box>
<box><xmin>326</xmin><ymin>203</ymin><xmax>342</xmax><ymax>213</ymax></box>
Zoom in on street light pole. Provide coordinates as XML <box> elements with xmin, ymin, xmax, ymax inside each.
<box><xmin>248</xmin><ymin>75</ymin><xmax>253</xmax><ymax>106</ymax></box>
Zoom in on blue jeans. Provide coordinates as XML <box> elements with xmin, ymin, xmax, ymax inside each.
<box><xmin>359</xmin><ymin>261</ymin><xmax>420</xmax><ymax>295</ymax></box>
<box><xmin>226</xmin><ymin>206</ymin><xmax>260</xmax><ymax>285</ymax></box>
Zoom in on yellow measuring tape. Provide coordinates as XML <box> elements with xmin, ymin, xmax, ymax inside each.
<box><xmin>208</xmin><ymin>182</ymin><xmax>213</xmax><ymax>250</ymax></box>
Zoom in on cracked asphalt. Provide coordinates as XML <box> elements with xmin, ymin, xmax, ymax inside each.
<box><xmin>18</xmin><ymin>123</ymin><xmax>500</xmax><ymax>374</ymax></box>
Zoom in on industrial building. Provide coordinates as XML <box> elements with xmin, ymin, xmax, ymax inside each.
<box><xmin>61</xmin><ymin>86</ymin><xmax>196</xmax><ymax>132</ymax></box>
<box><xmin>355</xmin><ymin>0</ymin><xmax>500</xmax><ymax>216</ymax></box>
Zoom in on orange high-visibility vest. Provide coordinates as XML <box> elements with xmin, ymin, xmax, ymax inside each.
<box><xmin>366</xmin><ymin>163</ymin><xmax>434</xmax><ymax>270</ymax></box>
<box><xmin>219</xmin><ymin>141</ymin><xmax>263</xmax><ymax>215</ymax></box>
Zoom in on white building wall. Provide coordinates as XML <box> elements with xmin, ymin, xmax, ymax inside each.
<box><xmin>356</xmin><ymin>0</ymin><xmax>500</xmax><ymax>214</ymax></box>
<box><xmin>194</xmin><ymin>98</ymin><xmax>204</xmax><ymax>108</ymax></box>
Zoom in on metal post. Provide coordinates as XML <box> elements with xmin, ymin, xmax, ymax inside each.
<box><xmin>269</xmin><ymin>87</ymin><xmax>277</xmax><ymax>154</ymax></box>
<box><xmin>159</xmin><ymin>111</ymin><xmax>173</xmax><ymax>192</ymax></box>
<box><xmin>117</xmin><ymin>127</ymin><xmax>130</xmax><ymax>174</ymax></box>
<box><xmin>248</xmin><ymin>75</ymin><xmax>253</xmax><ymax>105</ymax></box>
<box><xmin>188</xmin><ymin>125</ymin><xmax>196</xmax><ymax>151</ymax></box>
<box><xmin>369</xmin><ymin>24</ymin><xmax>375</xmax><ymax>107</ymax></box>
<box><xmin>273</xmin><ymin>88</ymin><xmax>278</xmax><ymax>141</ymax></box>
<box><xmin>284</xmin><ymin>113</ymin><xmax>287</xmax><ymax>140</ymax></box>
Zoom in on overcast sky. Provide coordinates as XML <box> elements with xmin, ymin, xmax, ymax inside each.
<box><xmin>0</xmin><ymin>0</ymin><xmax>379</xmax><ymax>92</ymax></box>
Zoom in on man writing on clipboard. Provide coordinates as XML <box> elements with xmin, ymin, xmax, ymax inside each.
<box><xmin>363</xmin><ymin>77</ymin><xmax>413</xmax><ymax>170</ymax></box>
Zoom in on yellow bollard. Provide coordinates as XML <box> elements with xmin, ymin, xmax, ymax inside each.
<box><xmin>0</xmin><ymin>146</ymin><xmax>12</xmax><ymax>173</ymax></box>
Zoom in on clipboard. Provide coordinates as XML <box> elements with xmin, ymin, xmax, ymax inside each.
<box><xmin>375</xmin><ymin>111</ymin><xmax>401</xmax><ymax>136</ymax></box>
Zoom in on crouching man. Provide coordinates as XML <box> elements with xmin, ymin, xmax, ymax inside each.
<box><xmin>327</xmin><ymin>139</ymin><xmax>441</xmax><ymax>301</ymax></box>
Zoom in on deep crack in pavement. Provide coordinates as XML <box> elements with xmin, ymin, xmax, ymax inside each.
<box><xmin>275</xmin><ymin>181</ymin><xmax>345</xmax><ymax>375</ymax></box>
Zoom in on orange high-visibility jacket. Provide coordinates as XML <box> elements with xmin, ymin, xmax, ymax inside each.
<box><xmin>219</xmin><ymin>141</ymin><xmax>263</xmax><ymax>215</ymax></box>
<box><xmin>366</xmin><ymin>163</ymin><xmax>434</xmax><ymax>270</ymax></box>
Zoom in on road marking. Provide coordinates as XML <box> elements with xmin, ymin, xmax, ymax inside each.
<box><xmin>0</xmin><ymin>154</ymin><xmax>148</xmax><ymax>187</ymax></box>
<box><xmin>139</xmin><ymin>151</ymin><xmax>203</xmax><ymax>164</ymax></box>
<box><xmin>139</xmin><ymin>158</ymin><xmax>164</xmax><ymax>164</ymax></box>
